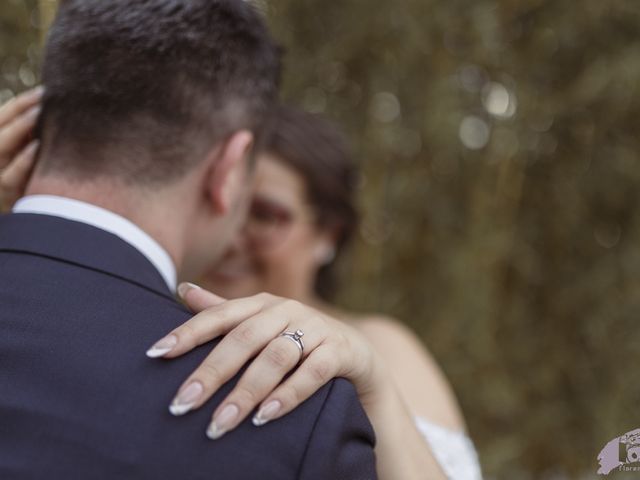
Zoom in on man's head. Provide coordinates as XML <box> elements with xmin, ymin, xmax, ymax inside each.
<box><xmin>31</xmin><ymin>0</ymin><xmax>281</xmax><ymax>279</ymax></box>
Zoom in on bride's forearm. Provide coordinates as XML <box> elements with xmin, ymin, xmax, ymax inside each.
<box><xmin>359</xmin><ymin>356</ymin><xmax>447</xmax><ymax>480</ymax></box>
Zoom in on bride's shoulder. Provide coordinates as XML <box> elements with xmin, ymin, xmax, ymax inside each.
<box><xmin>349</xmin><ymin>313</ymin><xmax>420</xmax><ymax>339</ymax></box>
<box><xmin>347</xmin><ymin>312</ymin><xmax>433</xmax><ymax>359</ymax></box>
<box><xmin>347</xmin><ymin>313</ymin><xmax>466</xmax><ymax>431</ymax></box>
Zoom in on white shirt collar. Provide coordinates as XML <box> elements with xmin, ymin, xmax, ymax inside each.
<box><xmin>13</xmin><ymin>195</ymin><xmax>177</xmax><ymax>293</ymax></box>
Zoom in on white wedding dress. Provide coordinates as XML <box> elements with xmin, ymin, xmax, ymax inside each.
<box><xmin>414</xmin><ymin>416</ymin><xmax>483</xmax><ymax>480</ymax></box>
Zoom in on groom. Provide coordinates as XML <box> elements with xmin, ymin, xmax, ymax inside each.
<box><xmin>0</xmin><ymin>1</ymin><xmax>376</xmax><ymax>479</ymax></box>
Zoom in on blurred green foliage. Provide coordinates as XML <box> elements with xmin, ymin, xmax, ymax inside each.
<box><xmin>2</xmin><ymin>1</ymin><xmax>640</xmax><ymax>478</ymax></box>
<box><xmin>0</xmin><ymin>0</ymin><xmax>41</xmax><ymax>104</ymax></box>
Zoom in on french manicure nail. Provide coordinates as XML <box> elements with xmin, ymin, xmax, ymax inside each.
<box><xmin>206</xmin><ymin>404</ymin><xmax>239</xmax><ymax>440</ymax></box>
<box><xmin>146</xmin><ymin>334</ymin><xmax>178</xmax><ymax>358</ymax></box>
<box><xmin>169</xmin><ymin>381</ymin><xmax>203</xmax><ymax>416</ymax></box>
<box><xmin>178</xmin><ymin>282</ymin><xmax>201</xmax><ymax>299</ymax></box>
<box><xmin>24</xmin><ymin>140</ymin><xmax>40</xmax><ymax>155</ymax></box>
<box><xmin>252</xmin><ymin>400</ymin><xmax>281</xmax><ymax>427</ymax></box>
<box><xmin>27</xmin><ymin>105</ymin><xmax>41</xmax><ymax>118</ymax></box>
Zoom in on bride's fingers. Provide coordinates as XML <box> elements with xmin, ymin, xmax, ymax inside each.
<box><xmin>252</xmin><ymin>345</ymin><xmax>341</xmax><ymax>427</ymax></box>
<box><xmin>204</xmin><ymin>333</ymin><xmax>322</xmax><ymax>439</ymax></box>
<box><xmin>0</xmin><ymin>104</ymin><xmax>40</xmax><ymax>162</ymax></box>
<box><xmin>0</xmin><ymin>140</ymin><xmax>39</xmax><ymax>212</ymax></box>
<box><xmin>1</xmin><ymin>140</ymin><xmax>39</xmax><ymax>186</ymax></box>
<box><xmin>177</xmin><ymin>282</ymin><xmax>226</xmax><ymax>312</ymax></box>
<box><xmin>167</xmin><ymin>312</ymin><xmax>289</xmax><ymax>415</ymax></box>
<box><xmin>145</xmin><ymin>294</ymin><xmax>265</xmax><ymax>358</ymax></box>
<box><xmin>0</xmin><ymin>87</ymin><xmax>43</xmax><ymax>129</ymax></box>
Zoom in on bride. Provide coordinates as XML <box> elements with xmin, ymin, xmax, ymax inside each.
<box><xmin>0</xmin><ymin>89</ymin><xmax>482</xmax><ymax>480</ymax></box>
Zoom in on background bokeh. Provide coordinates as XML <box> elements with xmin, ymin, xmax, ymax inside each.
<box><xmin>2</xmin><ymin>0</ymin><xmax>640</xmax><ymax>478</ymax></box>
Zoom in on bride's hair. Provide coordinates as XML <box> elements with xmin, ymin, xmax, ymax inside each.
<box><xmin>264</xmin><ymin>105</ymin><xmax>360</xmax><ymax>300</ymax></box>
<box><xmin>38</xmin><ymin>0</ymin><xmax>281</xmax><ymax>185</ymax></box>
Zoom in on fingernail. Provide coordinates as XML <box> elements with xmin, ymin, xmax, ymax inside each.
<box><xmin>27</xmin><ymin>140</ymin><xmax>40</xmax><ymax>152</ymax></box>
<box><xmin>252</xmin><ymin>400</ymin><xmax>281</xmax><ymax>427</ymax></box>
<box><xmin>27</xmin><ymin>105</ymin><xmax>41</xmax><ymax>118</ymax></box>
<box><xmin>206</xmin><ymin>404</ymin><xmax>239</xmax><ymax>440</ymax></box>
<box><xmin>23</xmin><ymin>140</ymin><xmax>40</xmax><ymax>157</ymax></box>
<box><xmin>146</xmin><ymin>334</ymin><xmax>178</xmax><ymax>358</ymax></box>
<box><xmin>32</xmin><ymin>86</ymin><xmax>44</xmax><ymax>97</ymax></box>
<box><xmin>169</xmin><ymin>381</ymin><xmax>203</xmax><ymax>416</ymax></box>
<box><xmin>178</xmin><ymin>282</ymin><xmax>201</xmax><ymax>299</ymax></box>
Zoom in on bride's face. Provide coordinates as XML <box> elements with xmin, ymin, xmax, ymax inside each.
<box><xmin>200</xmin><ymin>154</ymin><xmax>331</xmax><ymax>300</ymax></box>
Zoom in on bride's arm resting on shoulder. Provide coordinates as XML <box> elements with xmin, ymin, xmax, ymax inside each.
<box><xmin>0</xmin><ymin>88</ymin><xmax>42</xmax><ymax>212</ymax></box>
<box><xmin>355</xmin><ymin>317</ymin><xmax>482</xmax><ymax>479</ymax></box>
<box><xmin>147</xmin><ymin>284</ymin><xmax>450</xmax><ymax>480</ymax></box>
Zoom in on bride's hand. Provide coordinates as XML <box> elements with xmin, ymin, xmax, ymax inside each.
<box><xmin>146</xmin><ymin>283</ymin><xmax>386</xmax><ymax>440</ymax></box>
<box><xmin>0</xmin><ymin>87</ymin><xmax>42</xmax><ymax>212</ymax></box>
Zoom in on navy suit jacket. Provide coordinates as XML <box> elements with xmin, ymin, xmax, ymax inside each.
<box><xmin>0</xmin><ymin>213</ymin><xmax>377</xmax><ymax>480</ymax></box>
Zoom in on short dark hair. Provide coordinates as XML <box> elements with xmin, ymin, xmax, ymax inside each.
<box><xmin>264</xmin><ymin>105</ymin><xmax>360</xmax><ymax>300</ymax></box>
<box><xmin>38</xmin><ymin>0</ymin><xmax>281</xmax><ymax>184</ymax></box>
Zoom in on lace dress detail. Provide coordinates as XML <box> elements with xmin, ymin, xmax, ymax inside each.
<box><xmin>414</xmin><ymin>416</ymin><xmax>483</xmax><ymax>480</ymax></box>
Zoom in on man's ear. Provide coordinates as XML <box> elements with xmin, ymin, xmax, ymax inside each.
<box><xmin>206</xmin><ymin>130</ymin><xmax>254</xmax><ymax>215</ymax></box>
